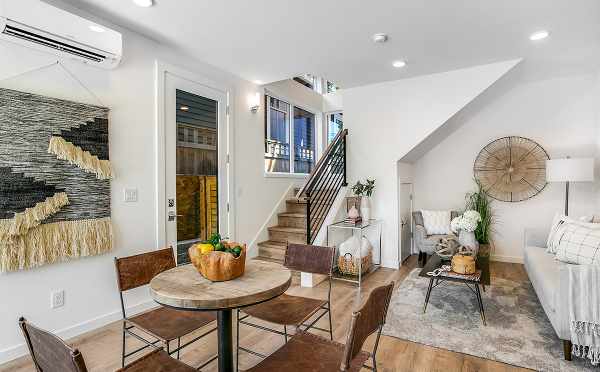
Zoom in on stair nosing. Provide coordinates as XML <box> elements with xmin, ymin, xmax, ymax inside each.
<box><xmin>267</xmin><ymin>226</ymin><xmax>307</xmax><ymax>234</ymax></box>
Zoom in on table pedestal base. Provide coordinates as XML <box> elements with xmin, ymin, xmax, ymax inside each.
<box><xmin>217</xmin><ymin>309</ymin><xmax>233</xmax><ymax>372</ymax></box>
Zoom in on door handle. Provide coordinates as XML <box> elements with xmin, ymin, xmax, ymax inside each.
<box><xmin>168</xmin><ymin>211</ymin><xmax>184</xmax><ymax>221</ymax></box>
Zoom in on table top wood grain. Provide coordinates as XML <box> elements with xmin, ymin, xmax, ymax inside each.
<box><xmin>149</xmin><ymin>259</ymin><xmax>292</xmax><ymax>310</ymax></box>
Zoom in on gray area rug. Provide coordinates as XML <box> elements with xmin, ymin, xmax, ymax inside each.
<box><xmin>382</xmin><ymin>269</ymin><xmax>597</xmax><ymax>371</ymax></box>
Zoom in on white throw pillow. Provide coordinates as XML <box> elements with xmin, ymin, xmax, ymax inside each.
<box><xmin>555</xmin><ymin>224</ymin><xmax>600</xmax><ymax>266</ymax></box>
<box><xmin>546</xmin><ymin>213</ymin><xmax>569</xmax><ymax>254</ymax></box>
<box><xmin>547</xmin><ymin>213</ymin><xmax>600</xmax><ymax>254</ymax></box>
<box><xmin>421</xmin><ymin>210</ymin><xmax>452</xmax><ymax>235</ymax></box>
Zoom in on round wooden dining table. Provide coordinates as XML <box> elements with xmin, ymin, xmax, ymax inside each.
<box><xmin>149</xmin><ymin>259</ymin><xmax>292</xmax><ymax>372</ymax></box>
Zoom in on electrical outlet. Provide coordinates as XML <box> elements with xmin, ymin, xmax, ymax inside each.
<box><xmin>51</xmin><ymin>290</ymin><xmax>65</xmax><ymax>309</ymax></box>
<box><xmin>124</xmin><ymin>188</ymin><xmax>138</xmax><ymax>203</ymax></box>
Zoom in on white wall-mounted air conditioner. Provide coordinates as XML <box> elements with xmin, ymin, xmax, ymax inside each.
<box><xmin>0</xmin><ymin>0</ymin><xmax>122</xmax><ymax>69</ymax></box>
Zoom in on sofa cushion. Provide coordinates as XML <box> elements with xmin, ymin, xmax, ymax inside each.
<box><xmin>421</xmin><ymin>210</ymin><xmax>452</xmax><ymax>235</ymax></box>
<box><xmin>524</xmin><ymin>246</ymin><xmax>559</xmax><ymax>313</ymax></box>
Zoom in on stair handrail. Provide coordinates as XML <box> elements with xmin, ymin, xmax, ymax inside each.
<box><xmin>298</xmin><ymin>128</ymin><xmax>348</xmax><ymax>198</ymax></box>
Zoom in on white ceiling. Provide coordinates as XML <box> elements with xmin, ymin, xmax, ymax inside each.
<box><xmin>56</xmin><ymin>0</ymin><xmax>600</xmax><ymax>87</ymax></box>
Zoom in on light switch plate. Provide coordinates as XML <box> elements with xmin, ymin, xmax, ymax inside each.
<box><xmin>124</xmin><ymin>188</ymin><xmax>138</xmax><ymax>203</ymax></box>
<box><xmin>51</xmin><ymin>290</ymin><xmax>65</xmax><ymax>309</ymax></box>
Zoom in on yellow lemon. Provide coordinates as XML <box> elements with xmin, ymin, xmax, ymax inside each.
<box><xmin>198</xmin><ymin>243</ymin><xmax>214</xmax><ymax>254</ymax></box>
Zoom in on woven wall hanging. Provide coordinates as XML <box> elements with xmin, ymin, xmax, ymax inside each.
<box><xmin>473</xmin><ymin>136</ymin><xmax>549</xmax><ymax>202</ymax></box>
<box><xmin>0</xmin><ymin>88</ymin><xmax>113</xmax><ymax>272</ymax></box>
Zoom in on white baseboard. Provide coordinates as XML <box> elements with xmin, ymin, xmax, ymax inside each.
<box><xmin>0</xmin><ymin>300</ymin><xmax>157</xmax><ymax>365</ymax></box>
<box><xmin>491</xmin><ymin>254</ymin><xmax>524</xmax><ymax>264</ymax></box>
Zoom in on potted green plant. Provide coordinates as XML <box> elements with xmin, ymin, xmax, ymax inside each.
<box><xmin>351</xmin><ymin>179</ymin><xmax>375</xmax><ymax>221</ymax></box>
<box><xmin>465</xmin><ymin>179</ymin><xmax>494</xmax><ymax>284</ymax></box>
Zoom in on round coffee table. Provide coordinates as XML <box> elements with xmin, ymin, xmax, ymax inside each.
<box><xmin>150</xmin><ymin>259</ymin><xmax>292</xmax><ymax>372</ymax></box>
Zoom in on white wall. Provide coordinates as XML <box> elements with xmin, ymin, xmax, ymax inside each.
<box><xmin>412</xmin><ymin>69</ymin><xmax>600</xmax><ymax>262</ymax></box>
<box><xmin>342</xmin><ymin>60</ymin><xmax>520</xmax><ymax>268</ymax></box>
<box><xmin>0</xmin><ymin>3</ymin><xmax>292</xmax><ymax>362</ymax></box>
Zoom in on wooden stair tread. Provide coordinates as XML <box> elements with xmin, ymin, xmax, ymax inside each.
<box><xmin>257</xmin><ymin>240</ymin><xmax>287</xmax><ymax>249</ymax></box>
<box><xmin>278</xmin><ymin>212</ymin><xmax>306</xmax><ymax>218</ymax></box>
<box><xmin>267</xmin><ymin>226</ymin><xmax>306</xmax><ymax>234</ymax></box>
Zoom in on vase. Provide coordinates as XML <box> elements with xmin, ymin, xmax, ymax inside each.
<box><xmin>458</xmin><ymin>230</ymin><xmax>479</xmax><ymax>255</ymax></box>
<box><xmin>360</xmin><ymin>196</ymin><xmax>371</xmax><ymax>221</ymax></box>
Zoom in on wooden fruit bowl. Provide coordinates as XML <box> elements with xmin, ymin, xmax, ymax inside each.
<box><xmin>188</xmin><ymin>242</ymin><xmax>246</xmax><ymax>282</ymax></box>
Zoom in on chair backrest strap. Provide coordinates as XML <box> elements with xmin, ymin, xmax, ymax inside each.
<box><xmin>340</xmin><ymin>282</ymin><xmax>394</xmax><ymax>370</ymax></box>
<box><xmin>114</xmin><ymin>247</ymin><xmax>176</xmax><ymax>292</ymax></box>
<box><xmin>284</xmin><ymin>243</ymin><xmax>334</xmax><ymax>275</ymax></box>
<box><xmin>19</xmin><ymin>317</ymin><xmax>88</xmax><ymax>372</ymax></box>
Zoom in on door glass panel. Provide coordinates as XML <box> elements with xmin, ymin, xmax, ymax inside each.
<box><xmin>175</xmin><ymin>89</ymin><xmax>218</xmax><ymax>264</ymax></box>
<box><xmin>293</xmin><ymin>107</ymin><xmax>315</xmax><ymax>174</ymax></box>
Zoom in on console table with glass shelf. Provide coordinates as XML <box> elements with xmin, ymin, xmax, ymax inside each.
<box><xmin>326</xmin><ymin>219</ymin><xmax>382</xmax><ymax>287</ymax></box>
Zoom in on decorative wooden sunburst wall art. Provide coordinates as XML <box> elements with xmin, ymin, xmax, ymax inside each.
<box><xmin>473</xmin><ymin>136</ymin><xmax>549</xmax><ymax>202</ymax></box>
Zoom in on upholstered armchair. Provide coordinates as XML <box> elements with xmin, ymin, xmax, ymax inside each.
<box><xmin>412</xmin><ymin>210</ymin><xmax>460</xmax><ymax>266</ymax></box>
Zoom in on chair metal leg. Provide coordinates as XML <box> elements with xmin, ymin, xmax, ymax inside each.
<box><xmin>176</xmin><ymin>337</ymin><xmax>180</xmax><ymax>359</ymax></box>
<box><xmin>327</xmin><ymin>305</ymin><xmax>333</xmax><ymax>340</ymax></box>
<box><xmin>121</xmin><ymin>322</ymin><xmax>126</xmax><ymax>368</ymax></box>
<box><xmin>284</xmin><ymin>325</ymin><xmax>288</xmax><ymax>343</ymax></box>
<box><xmin>372</xmin><ymin>327</ymin><xmax>382</xmax><ymax>372</ymax></box>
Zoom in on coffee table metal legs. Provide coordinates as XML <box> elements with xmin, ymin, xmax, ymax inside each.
<box><xmin>475</xmin><ymin>284</ymin><xmax>486</xmax><ymax>326</ymax></box>
<box><xmin>422</xmin><ymin>279</ymin><xmax>486</xmax><ymax>326</ymax></box>
<box><xmin>423</xmin><ymin>278</ymin><xmax>434</xmax><ymax>313</ymax></box>
<box><xmin>217</xmin><ymin>309</ymin><xmax>233</xmax><ymax>372</ymax></box>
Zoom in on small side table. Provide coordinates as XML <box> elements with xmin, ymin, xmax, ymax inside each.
<box><xmin>419</xmin><ymin>255</ymin><xmax>486</xmax><ymax>325</ymax></box>
<box><xmin>327</xmin><ymin>219</ymin><xmax>382</xmax><ymax>287</ymax></box>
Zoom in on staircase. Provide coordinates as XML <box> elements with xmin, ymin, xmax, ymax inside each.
<box><xmin>256</xmin><ymin>129</ymin><xmax>348</xmax><ymax>264</ymax></box>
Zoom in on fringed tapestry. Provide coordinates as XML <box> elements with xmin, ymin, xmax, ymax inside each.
<box><xmin>0</xmin><ymin>88</ymin><xmax>113</xmax><ymax>272</ymax></box>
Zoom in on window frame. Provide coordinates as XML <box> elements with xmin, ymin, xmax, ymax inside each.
<box><xmin>264</xmin><ymin>91</ymin><xmax>318</xmax><ymax>177</ymax></box>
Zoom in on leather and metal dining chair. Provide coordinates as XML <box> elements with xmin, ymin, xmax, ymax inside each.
<box><xmin>114</xmin><ymin>247</ymin><xmax>217</xmax><ymax>368</ymax></box>
<box><xmin>236</xmin><ymin>243</ymin><xmax>335</xmax><ymax>367</ymax></box>
<box><xmin>18</xmin><ymin>317</ymin><xmax>198</xmax><ymax>372</ymax></box>
<box><xmin>243</xmin><ymin>281</ymin><xmax>395</xmax><ymax>372</ymax></box>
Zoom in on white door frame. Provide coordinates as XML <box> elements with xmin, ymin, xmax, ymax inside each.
<box><xmin>155</xmin><ymin>61</ymin><xmax>236</xmax><ymax>249</ymax></box>
<box><xmin>399</xmin><ymin>182</ymin><xmax>414</xmax><ymax>263</ymax></box>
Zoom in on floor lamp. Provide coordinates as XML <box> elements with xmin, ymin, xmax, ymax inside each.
<box><xmin>546</xmin><ymin>157</ymin><xmax>594</xmax><ymax>216</ymax></box>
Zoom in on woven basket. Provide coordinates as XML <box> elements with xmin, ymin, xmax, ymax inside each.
<box><xmin>338</xmin><ymin>251</ymin><xmax>372</xmax><ymax>276</ymax></box>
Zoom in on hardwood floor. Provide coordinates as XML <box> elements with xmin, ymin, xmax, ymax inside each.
<box><xmin>1</xmin><ymin>256</ymin><xmax>532</xmax><ymax>372</ymax></box>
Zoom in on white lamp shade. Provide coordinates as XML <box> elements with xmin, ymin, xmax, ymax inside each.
<box><xmin>546</xmin><ymin>158</ymin><xmax>594</xmax><ymax>182</ymax></box>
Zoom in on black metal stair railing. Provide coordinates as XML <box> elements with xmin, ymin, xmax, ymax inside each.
<box><xmin>297</xmin><ymin>129</ymin><xmax>348</xmax><ymax>244</ymax></box>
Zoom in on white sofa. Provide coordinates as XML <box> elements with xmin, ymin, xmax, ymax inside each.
<box><xmin>523</xmin><ymin>228</ymin><xmax>573</xmax><ymax>360</ymax></box>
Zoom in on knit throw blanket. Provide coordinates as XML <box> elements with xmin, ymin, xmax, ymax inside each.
<box><xmin>568</xmin><ymin>265</ymin><xmax>600</xmax><ymax>365</ymax></box>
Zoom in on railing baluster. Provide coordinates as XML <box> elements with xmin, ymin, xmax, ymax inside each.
<box><xmin>298</xmin><ymin>129</ymin><xmax>348</xmax><ymax>244</ymax></box>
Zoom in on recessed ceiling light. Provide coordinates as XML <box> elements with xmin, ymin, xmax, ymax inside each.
<box><xmin>253</xmin><ymin>80</ymin><xmax>264</xmax><ymax>85</ymax></box>
<box><xmin>372</xmin><ymin>33</ymin><xmax>388</xmax><ymax>44</ymax></box>
<box><xmin>89</xmin><ymin>24</ymin><xmax>105</xmax><ymax>33</ymax></box>
<box><xmin>132</xmin><ymin>0</ymin><xmax>153</xmax><ymax>7</ymax></box>
<box><xmin>180</xmin><ymin>106</ymin><xmax>189</xmax><ymax>111</ymax></box>
<box><xmin>392</xmin><ymin>60</ymin><xmax>407</xmax><ymax>68</ymax></box>
<box><xmin>529</xmin><ymin>30</ymin><xmax>549</xmax><ymax>41</ymax></box>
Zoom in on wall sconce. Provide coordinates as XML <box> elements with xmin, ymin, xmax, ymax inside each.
<box><xmin>249</xmin><ymin>92</ymin><xmax>260</xmax><ymax>113</ymax></box>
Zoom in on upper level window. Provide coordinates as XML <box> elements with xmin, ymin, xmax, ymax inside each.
<box><xmin>265</xmin><ymin>95</ymin><xmax>315</xmax><ymax>175</ymax></box>
<box><xmin>327</xmin><ymin>112</ymin><xmax>343</xmax><ymax>144</ymax></box>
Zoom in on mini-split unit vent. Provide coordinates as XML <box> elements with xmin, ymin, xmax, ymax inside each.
<box><xmin>0</xmin><ymin>0</ymin><xmax>122</xmax><ymax>69</ymax></box>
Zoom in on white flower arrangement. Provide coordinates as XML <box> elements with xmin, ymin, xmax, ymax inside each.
<box><xmin>451</xmin><ymin>210</ymin><xmax>482</xmax><ymax>233</ymax></box>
